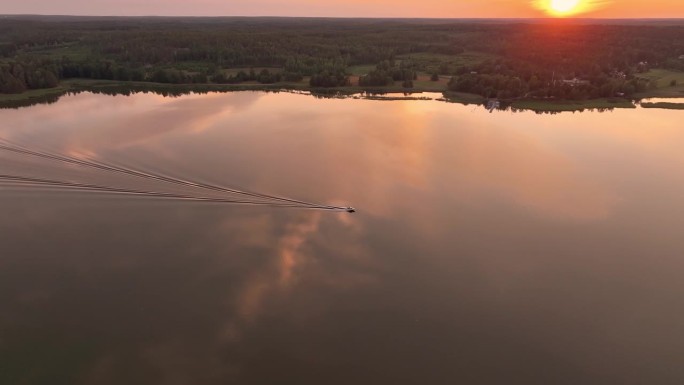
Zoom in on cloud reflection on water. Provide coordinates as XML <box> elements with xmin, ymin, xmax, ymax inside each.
<box><xmin>2</xmin><ymin>91</ymin><xmax>684</xmax><ymax>384</ymax></box>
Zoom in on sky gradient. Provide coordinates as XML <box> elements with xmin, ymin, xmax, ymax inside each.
<box><xmin>1</xmin><ymin>0</ymin><xmax>683</xmax><ymax>18</ymax></box>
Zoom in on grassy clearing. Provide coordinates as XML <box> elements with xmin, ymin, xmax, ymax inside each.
<box><xmin>62</xmin><ymin>79</ymin><xmax>440</xmax><ymax>99</ymax></box>
<box><xmin>400</xmin><ymin>51</ymin><xmax>494</xmax><ymax>65</ymax></box>
<box><xmin>636</xmin><ymin>86</ymin><xmax>684</xmax><ymax>98</ymax></box>
<box><xmin>637</xmin><ymin>69</ymin><xmax>684</xmax><ymax>88</ymax></box>
<box><xmin>222</xmin><ymin>67</ymin><xmax>283</xmax><ymax>75</ymax></box>
<box><xmin>66</xmin><ymin>79</ymin><xmax>310</xmax><ymax>92</ymax></box>
<box><xmin>169</xmin><ymin>61</ymin><xmax>213</xmax><ymax>73</ymax></box>
<box><xmin>347</xmin><ymin>65</ymin><xmax>375</xmax><ymax>76</ymax></box>
<box><xmin>25</xmin><ymin>44</ymin><xmax>92</xmax><ymax>60</ymax></box>
<box><xmin>358</xmin><ymin>95</ymin><xmax>433</xmax><ymax>101</ymax></box>
<box><xmin>441</xmin><ymin>91</ymin><xmax>486</xmax><ymax>104</ymax></box>
<box><xmin>511</xmin><ymin>98</ymin><xmax>636</xmax><ymax>112</ymax></box>
<box><xmin>640</xmin><ymin>102</ymin><xmax>684</xmax><ymax>110</ymax></box>
<box><xmin>0</xmin><ymin>84</ymin><xmax>74</xmax><ymax>109</ymax></box>
<box><xmin>635</xmin><ymin>68</ymin><xmax>684</xmax><ymax>98</ymax></box>
<box><xmin>0</xmin><ymin>85</ymin><xmax>70</xmax><ymax>102</ymax></box>
<box><xmin>349</xmin><ymin>51</ymin><xmax>495</xmax><ymax>78</ymax></box>
<box><xmin>397</xmin><ymin>51</ymin><xmax>495</xmax><ymax>74</ymax></box>
<box><xmin>414</xmin><ymin>74</ymin><xmax>450</xmax><ymax>89</ymax></box>
<box><xmin>354</xmin><ymin>83</ymin><xmax>446</xmax><ymax>93</ymax></box>
<box><xmin>347</xmin><ymin>72</ymin><xmax>450</xmax><ymax>90</ymax></box>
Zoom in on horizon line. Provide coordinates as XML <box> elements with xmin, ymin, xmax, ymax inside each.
<box><xmin>1</xmin><ymin>14</ymin><xmax>684</xmax><ymax>20</ymax></box>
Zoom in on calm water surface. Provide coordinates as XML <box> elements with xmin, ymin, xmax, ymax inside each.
<box><xmin>1</xmin><ymin>92</ymin><xmax>683</xmax><ymax>384</ymax></box>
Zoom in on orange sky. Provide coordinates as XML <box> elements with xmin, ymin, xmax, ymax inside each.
<box><xmin>2</xmin><ymin>0</ymin><xmax>683</xmax><ymax>18</ymax></box>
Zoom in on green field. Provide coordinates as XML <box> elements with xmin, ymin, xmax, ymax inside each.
<box><xmin>396</xmin><ymin>51</ymin><xmax>495</xmax><ymax>74</ymax></box>
<box><xmin>347</xmin><ymin>65</ymin><xmax>376</xmax><ymax>76</ymax></box>
<box><xmin>635</xmin><ymin>69</ymin><xmax>684</xmax><ymax>98</ymax></box>
<box><xmin>25</xmin><ymin>44</ymin><xmax>92</xmax><ymax>60</ymax></box>
<box><xmin>222</xmin><ymin>67</ymin><xmax>283</xmax><ymax>75</ymax></box>
<box><xmin>511</xmin><ymin>98</ymin><xmax>637</xmax><ymax>112</ymax></box>
<box><xmin>641</xmin><ymin>102</ymin><xmax>684</xmax><ymax>109</ymax></box>
<box><xmin>349</xmin><ymin>51</ymin><xmax>494</xmax><ymax>77</ymax></box>
<box><xmin>441</xmin><ymin>91</ymin><xmax>486</xmax><ymax>104</ymax></box>
<box><xmin>0</xmin><ymin>84</ymin><xmax>70</xmax><ymax>102</ymax></box>
<box><xmin>638</xmin><ymin>69</ymin><xmax>684</xmax><ymax>88</ymax></box>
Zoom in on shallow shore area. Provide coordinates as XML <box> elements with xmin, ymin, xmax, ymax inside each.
<box><xmin>1</xmin><ymin>78</ymin><xmax>683</xmax><ymax>112</ymax></box>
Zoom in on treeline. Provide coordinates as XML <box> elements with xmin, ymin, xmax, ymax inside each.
<box><xmin>442</xmin><ymin>23</ymin><xmax>683</xmax><ymax>99</ymax></box>
<box><xmin>496</xmin><ymin>23</ymin><xmax>684</xmax><ymax>76</ymax></box>
<box><xmin>0</xmin><ymin>18</ymin><xmax>458</xmax><ymax>72</ymax></box>
<box><xmin>447</xmin><ymin>58</ymin><xmax>651</xmax><ymax>99</ymax></box>
<box><xmin>448</xmin><ymin>72</ymin><xmax>649</xmax><ymax>99</ymax></box>
<box><xmin>0</xmin><ymin>58</ymin><xmax>59</xmax><ymax>93</ymax></box>
<box><xmin>0</xmin><ymin>56</ymin><xmax>347</xmax><ymax>92</ymax></box>
<box><xmin>481</xmin><ymin>24</ymin><xmax>680</xmax><ymax>100</ymax></box>
<box><xmin>0</xmin><ymin>17</ymin><xmax>683</xmax><ymax>98</ymax></box>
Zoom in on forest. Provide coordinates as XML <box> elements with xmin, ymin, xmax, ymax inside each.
<box><xmin>0</xmin><ymin>16</ymin><xmax>683</xmax><ymax>101</ymax></box>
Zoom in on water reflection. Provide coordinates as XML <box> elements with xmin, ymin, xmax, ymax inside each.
<box><xmin>1</xmin><ymin>91</ymin><xmax>684</xmax><ymax>384</ymax></box>
<box><xmin>6</xmin><ymin>87</ymin><xmax>682</xmax><ymax>115</ymax></box>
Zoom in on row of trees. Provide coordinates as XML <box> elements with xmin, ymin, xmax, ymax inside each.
<box><xmin>448</xmin><ymin>69</ymin><xmax>651</xmax><ymax>99</ymax></box>
<box><xmin>359</xmin><ymin>60</ymin><xmax>418</xmax><ymax>87</ymax></box>
<box><xmin>0</xmin><ymin>18</ymin><xmax>456</xmax><ymax>71</ymax></box>
<box><xmin>309</xmin><ymin>71</ymin><xmax>350</xmax><ymax>87</ymax></box>
<box><xmin>0</xmin><ymin>55</ymin><xmax>352</xmax><ymax>92</ymax></box>
<box><xmin>0</xmin><ymin>17</ymin><xmax>682</xmax><ymax>98</ymax></box>
<box><xmin>0</xmin><ymin>59</ymin><xmax>59</xmax><ymax>93</ymax></box>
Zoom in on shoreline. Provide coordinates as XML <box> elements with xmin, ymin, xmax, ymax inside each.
<box><xmin>1</xmin><ymin>79</ymin><xmax>683</xmax><ymax>112</ymax></box>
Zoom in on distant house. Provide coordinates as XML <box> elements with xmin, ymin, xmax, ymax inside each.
<box><xmin>636</xmin><ymin>61</ymin><xmax>649</xmax><ymax>73</ymax></box>
<box><xmin>562</xmin><ymin>78</ymin><xmax>589</xmax><ymax>86</ymax></box>
<box><xmin>611</xmin><ymin>70</ymin><xmax>627</xmax><ymax>80</ymax></box>
<box><xmin>486</xmin><ymin>99</ymin><xmax>500</xmax><ymax>111</ymax></box>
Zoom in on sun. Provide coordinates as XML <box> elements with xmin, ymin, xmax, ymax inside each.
<box><xmin>534</xmin><ymin>0</ymin><xmax>605</xmax><ymax>17</ymax></box>
<box><xmin>548</xmin><ymin>0</ymin><xmax>582</xmax><ymax>15</ymax></box>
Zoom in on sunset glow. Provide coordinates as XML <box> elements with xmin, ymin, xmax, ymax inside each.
<box><xmin>550</xmin><ymin>0</ymin><xmax>581</xmax><ymax>15</ymax></box>
<box><xmin>535</xmin><ymin>0</ymin><xmax>593</xmax><ymax>16</ymax></box>
<box><xmin>0</xmin><ymin>0</ymin><xmax>683</xmax><ymax>18</ymax></box>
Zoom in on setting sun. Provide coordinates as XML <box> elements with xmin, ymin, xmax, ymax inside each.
<box><xmin>550</xmin><ymin>0</ymin><xmax>581</xmax><ymax>14</ymax></box>
<box><xmin>533</xmin><ymin>0</ymin><xmax>597</xmax><ymax>16</ymax></box>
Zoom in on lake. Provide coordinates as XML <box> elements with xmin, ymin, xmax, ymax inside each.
<box><xmin>1</xmin><ymin>91</ymin><xmax>684</xmax><ymax>384</ymax></box>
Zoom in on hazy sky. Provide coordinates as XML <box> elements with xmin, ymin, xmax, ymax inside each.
<box><xmin>1</xmin><ymin>0</ymin><xmax>683</xmax><ymax>18</ymax></box>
